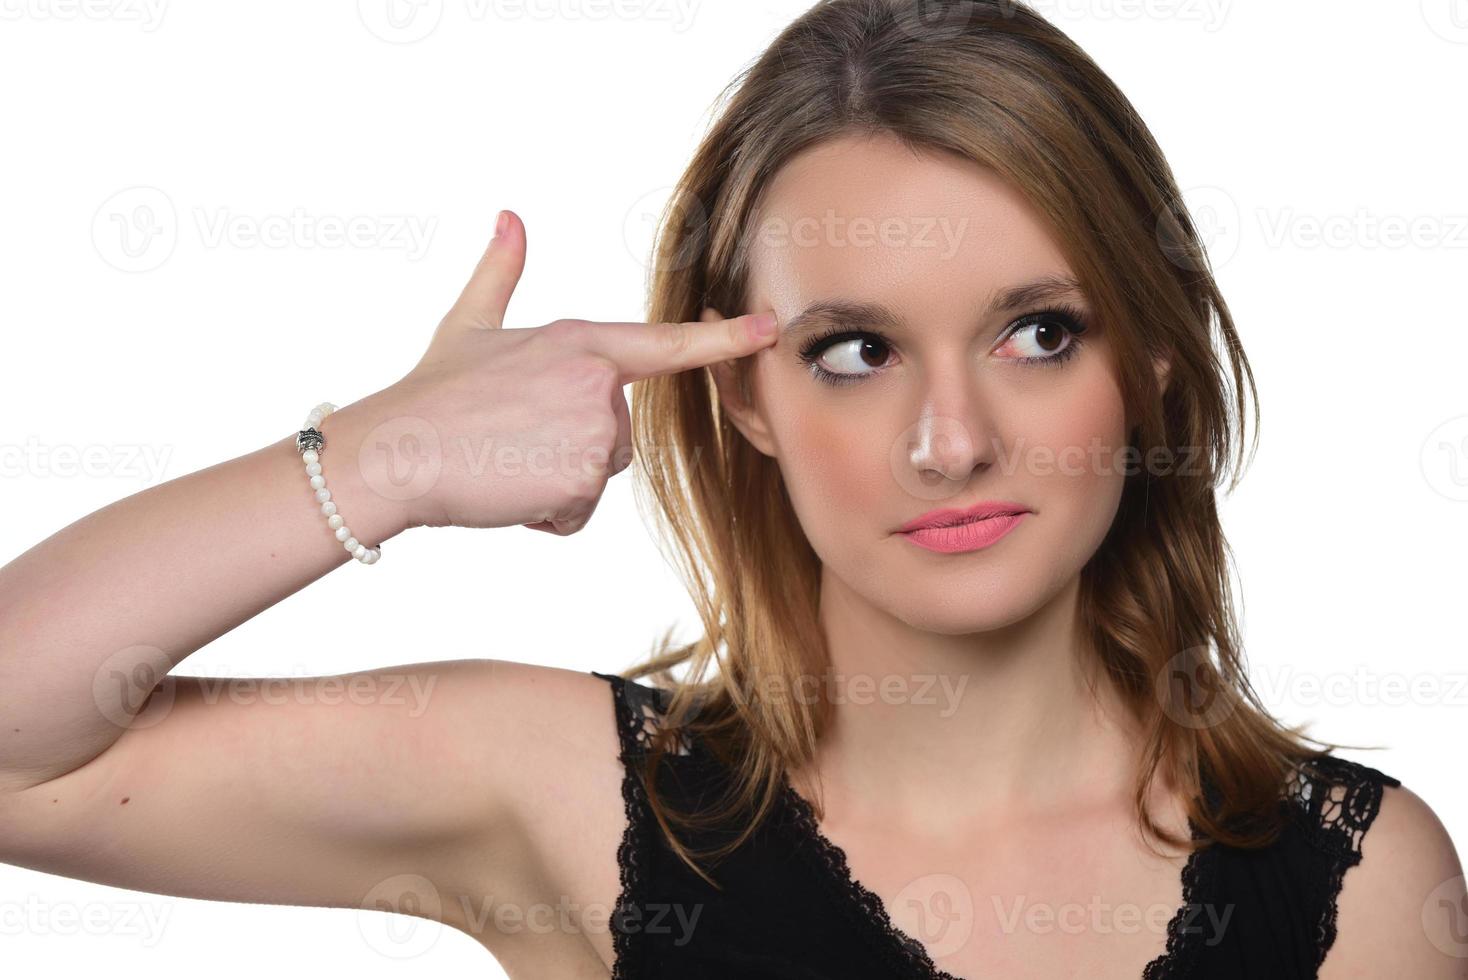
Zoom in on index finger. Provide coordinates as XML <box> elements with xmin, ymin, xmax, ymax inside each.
<box><xmin>580</xmin><ymin>311</ymin><xmax>779</xmax><ymax>383</ymax></box>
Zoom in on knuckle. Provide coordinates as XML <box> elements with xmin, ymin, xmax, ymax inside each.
<box><xmin>541</xmin><ymin>318</ymin><xmax>584</xmax><ymax>344</ymax></box>
<box><xmin>657</xmin><ymin>322</ymin><xmax>694</xmax><ymax>360</ymax></box>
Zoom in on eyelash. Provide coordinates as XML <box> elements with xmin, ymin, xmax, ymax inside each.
<box><xmin>795</xmin><ymin>303</ymin><xmax>1093</xmax><ymax>387</ymax></box>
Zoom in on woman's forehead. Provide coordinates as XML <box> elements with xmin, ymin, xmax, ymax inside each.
<box><xmin>746</xmin><ymin>135</ymin><xmax>1076</xmax><ymax>313</ymax></box>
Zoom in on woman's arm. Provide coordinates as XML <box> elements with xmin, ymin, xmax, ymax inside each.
<box><xmin>0</xmin><ymin>394</ymin><xmax>409</xmax><ymax>791</ymax></box>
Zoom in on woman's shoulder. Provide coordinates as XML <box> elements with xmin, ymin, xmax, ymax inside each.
<box><xmin>1289</xmin><ymin>754</ymin><xmax>1466</xmax><ymax>977</ymax></box>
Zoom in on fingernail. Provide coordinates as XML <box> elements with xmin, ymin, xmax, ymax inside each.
<box><xmin>494</xmin><ymin>210</ymin><xmax>509</xmax><ymax>239</ymax></box>
<box><xmin>752</xmin><ymin>312</ymin><xmax>778</xmax><ymax>337</ymax></box>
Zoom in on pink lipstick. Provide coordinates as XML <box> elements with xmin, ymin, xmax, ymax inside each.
<box><xmin>895</xmin><ymin>501</ymin><xmax>1031</xmax><ymax>554</ymax></box>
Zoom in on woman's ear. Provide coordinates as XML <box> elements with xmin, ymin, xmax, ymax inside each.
<box><xmin>702</xmin><ymin>306</ymin><xmax>779</xmax><ymax>458</ymax></box>
<box><xmin>1153</xmin><ymin>350</ymin><xmax>1172</xmax><ymax>396</ymax></box>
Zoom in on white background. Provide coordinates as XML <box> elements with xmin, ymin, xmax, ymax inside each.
<box><xmin>2</xmin><ymin>1</ymin><xmax>1466</xmax><ymax>976</ymax></box>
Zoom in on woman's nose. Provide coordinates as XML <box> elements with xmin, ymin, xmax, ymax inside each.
<box><xmin>896</xmin><ymin>373</ymin><xmax>997</xmax><ymax>489</ymax></box>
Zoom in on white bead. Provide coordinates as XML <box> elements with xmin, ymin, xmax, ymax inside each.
<box><xmin>299</xmin><ymin>403</ymin><xmax>379</xmax><ymax>566</ymax></box>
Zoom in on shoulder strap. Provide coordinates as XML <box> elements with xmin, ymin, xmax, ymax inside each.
<box><xmin>592</xmin><ymin>670</ymin><xmax>698</xmax><ymax>764</ymax></box>
<box><xmin>592</xmin><ymin>670</ymin><xmax>668</xmax><ymax>765</ymax></box>
<box><xmin>589</xmin><ymin>670</ymin><xmax>669</xmax><ymax>979</ymax></box>
<box><xmin>1284</xmin><ymin>754</ymin><xmax>1402</xmax><ymax>970</ymax></box>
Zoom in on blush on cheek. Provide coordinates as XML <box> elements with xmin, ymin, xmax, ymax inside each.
<box><xmin>776</xmin><ymin>407</ymin><xmax>891</xmax><ymax>537</ymax></box>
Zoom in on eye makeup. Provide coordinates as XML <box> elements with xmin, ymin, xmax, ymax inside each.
<box><xmin>795</xmin><ymin>302</ymin><xmax>1094</xmax><ymax>387</ymax></box>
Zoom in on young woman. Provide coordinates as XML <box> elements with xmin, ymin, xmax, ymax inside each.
<box><xmin>1</xmin><ymin>1</ymin><xmax>1462</xmax><ymax>978</ymax></box>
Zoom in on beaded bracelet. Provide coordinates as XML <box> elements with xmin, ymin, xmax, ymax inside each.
<box><xmin>295</xmin><ymin>401</ymin><xmax>382</xmax><ymax>565</ymax></box>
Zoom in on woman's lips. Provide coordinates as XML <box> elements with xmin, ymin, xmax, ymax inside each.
<box><xmin>897</xmin><ymin>511</ymin><xmax>1028</xmax><ymax>553</ymax></box>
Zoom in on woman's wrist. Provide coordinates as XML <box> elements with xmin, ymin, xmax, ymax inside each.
<box><xmin>295</xmin><ymin>397</ymin><xmax>414</xmax><ymax>552</ymax></box>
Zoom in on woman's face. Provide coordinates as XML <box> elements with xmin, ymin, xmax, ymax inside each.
<box><xmin>714</xmin><ymin>131</ymin><xmax>1158</xmax><ymax>635</ymax></box>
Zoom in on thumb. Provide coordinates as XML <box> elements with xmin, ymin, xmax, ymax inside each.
<box><xmin>447</xmin><ymin>209</ymin><xmax>525</xmax><ymax>330</ymax></box>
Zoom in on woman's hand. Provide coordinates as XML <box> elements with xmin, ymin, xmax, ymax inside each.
<box><xmin>368</xmin><ymin>210</ymin><xmax>778</xmax><ymax>535</ymax></box>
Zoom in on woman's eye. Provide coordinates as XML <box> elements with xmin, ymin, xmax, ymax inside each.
<box><xmin>804</xmin><ymin>333</ymin><xmax>894</xmax><ymax>381</ymax></box>
<box><xmin>995</xmin><ymin>310</ymin><xmax>1088</xmax><ymax>364</ymax></box>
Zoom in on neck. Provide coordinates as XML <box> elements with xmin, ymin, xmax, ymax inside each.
<box><xmin>794</xmin><ymin>567</ymin><xmax>1154</xmax><ymax>835</ymax></box>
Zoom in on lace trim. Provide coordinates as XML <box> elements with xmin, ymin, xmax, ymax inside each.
<box><xmin>777</xmin><ymin>758</ymin><xmax>1398</xmax><ymax>980</ymax></box>
<box><xmin>1284</xmin><ymin>755</ymin><xmax>1400</xmax><ymax>971</ymax></box>
<box><xmin>592</xmin><ymin>671</ymin><xmax>654</xmax><ymax>980</ymax></box>
<box><xmin>596</xmin><ymin>679</ymin><xmax>1397</xmax><ymax>980</ymax></box>
<box><xmin>590</xmin><ymin>671</ymin><xmax>697</xmax><ymax>980</ymax></box>
<box><xmin>1140</xmin><ymin>815</ymin><xmax>1218</xmax><ymax>979</ymax></box>
<box><xmin>780</xmin><ymin>773</ymin><xmax>1221</xmax><ymax>980</ymax></box>
<box><xmin>778</xmin><ymin>774</ymin><xmax>963</xmax><ymax>979</ymax></box>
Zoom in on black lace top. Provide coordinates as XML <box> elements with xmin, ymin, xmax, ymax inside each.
<box><xmin>590</xmin><ymin>670</ymin><xmax>1400</xmax><ymax>980</ymax></box>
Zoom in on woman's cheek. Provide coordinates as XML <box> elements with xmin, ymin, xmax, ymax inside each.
<box><xmin>774</xmin><ymin>404</ymin><xmax>892</xmax><ymax>548</ymax></box>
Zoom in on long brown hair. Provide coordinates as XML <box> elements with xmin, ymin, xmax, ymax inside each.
<box><xmin>617</xmin><ymin>0</ymin><xmax>1369</xmax><ymax>887</ymax></box>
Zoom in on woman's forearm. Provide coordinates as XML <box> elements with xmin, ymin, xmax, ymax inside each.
<box><xmin>0</xmin><ymin>395</ymin><xmax>411</xmax><ymax>791</ymax></box>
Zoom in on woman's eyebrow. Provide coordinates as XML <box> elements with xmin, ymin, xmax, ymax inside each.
<box><xmin>780</xmin><ymin>274</ymin><xmax>1085</xmax><ymax>339</ymax></box>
